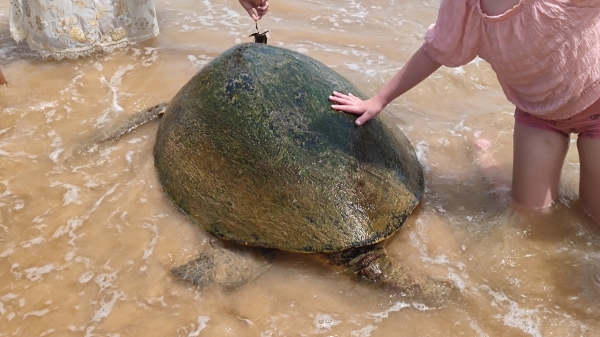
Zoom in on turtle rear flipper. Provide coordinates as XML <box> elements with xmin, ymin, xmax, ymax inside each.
<box><xmin>171</xmin><ymin>242</ymin><xmax>276</xmax><ymax>288</ymax></box>
<box><xmin>326</xmin><ymin>243</ymin><xmax>457</xmax><ymax>306</ymax></box>
<box><xmin>73</xmin><ymin>102</ymin><xmax>168</xmax><ymax>156</ymax></box>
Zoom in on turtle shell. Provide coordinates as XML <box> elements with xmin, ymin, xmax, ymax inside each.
<box><xmin>154</xmin><ymin>43</ymin><xmax>424</xmax><ymax>253</ymax></box>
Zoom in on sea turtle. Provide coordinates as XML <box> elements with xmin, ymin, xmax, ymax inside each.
<box><xmin>81</xmin><ymin>43</ymin><xmax>455</xmax><ymax>304</ymax></box>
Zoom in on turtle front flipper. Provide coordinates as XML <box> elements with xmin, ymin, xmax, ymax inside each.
<box><xmin>171</xmin><ymin>241</ymin><xmax>276</xmax><ymax>288</ymax></box>
<box><xmin>326</xmin><ymin>243</ymin><xmax>457</xmax><ymax>306</ymax></box>
<box><xmin>73</xmin><ymin>102</ymin><xmax>169</xmax><ymax>156</ymax></box>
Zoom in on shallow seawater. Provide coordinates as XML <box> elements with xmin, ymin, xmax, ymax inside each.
<box><xmin>1</xmin><ymin>0</ymin><xmax>600</xmax><ymax>336</ymax></box>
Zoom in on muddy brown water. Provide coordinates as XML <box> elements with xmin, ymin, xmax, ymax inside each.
<box><xmin>1</xmin><ymin>0</ymin><xmax>600</xmax><ymax>336</ymax></box>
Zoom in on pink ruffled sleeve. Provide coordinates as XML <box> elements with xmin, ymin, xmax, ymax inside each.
<box><xmin>423</xmin><ymin>0</ymin><xmax>481</xmax><ymax>67</ymax></box>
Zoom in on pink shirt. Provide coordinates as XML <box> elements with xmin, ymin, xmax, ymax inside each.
<box><xmin>423</xmin><ymin>0</ymin><xmax>600</xmax><ymax>120</ymax></box>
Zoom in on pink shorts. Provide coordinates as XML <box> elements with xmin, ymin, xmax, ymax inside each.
<box><xmin>514</xmin><ymin>98</ymin><xmax>600</xmax><ymax>139</ymax></box>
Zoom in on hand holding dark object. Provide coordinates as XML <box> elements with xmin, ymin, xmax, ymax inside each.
<box><xmin>250</xmin><ymin>22</ymin><xmax>269</xmax><ymax>44</ymax></box>
<box><xmin>239</xmin><ymin>0</ymin><xmax>269</xmax><ymax>21</ymax></box>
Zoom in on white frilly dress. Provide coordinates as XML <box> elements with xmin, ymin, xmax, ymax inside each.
<box><xmin>9</xmin><ymin>0</ymin><xmax>159</xmax><ymax>60</ymax></box>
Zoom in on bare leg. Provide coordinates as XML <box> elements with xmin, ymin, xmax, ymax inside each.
<box><xmin>511</xmin><ymin>123</ymin><xmax>569</xmax><ymax>208</ymax></box>
<box><xmin>577</xmin><ymin>136</ymin><xmax>600</xmax><ymax>225</ymax></box>
<box><xmin>0</xmin><ymin>68</ymin><xmax>7</xmax><ymax>85</ymax></box>
<box><xmin>474</xmin><ymin>138</ymin><xmax>511</xmax><ymax>191</ymax></box>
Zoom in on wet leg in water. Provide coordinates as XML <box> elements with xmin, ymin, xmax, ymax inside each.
<box><xmin>511</xmin><ymin>123</ymin><xmax>569</xmax><ymax>209</ymax></box>
<box><xmin>474</xmin><ymin>137</ymin><xmax>511</xmax><ymax>192</ymax></box>
<box><xmin>577</xmin><ymin>136</ymin><xmax>600</xmax><ymax>225</ymax></box>
<box><xmin>0</xmin><ymin>68</ymin><xmax>7</xmax><ymax>85</ymax></box>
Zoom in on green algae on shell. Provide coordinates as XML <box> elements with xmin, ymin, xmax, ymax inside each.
<box><xmin>153</xmin><ymin>43</ymin><xmax>424</xmax><ymax>253</ymax></box>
